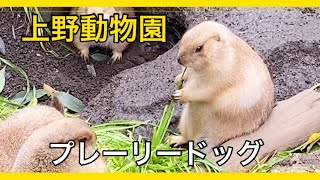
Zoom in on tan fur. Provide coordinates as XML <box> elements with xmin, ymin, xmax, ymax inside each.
<box><xmin>0</xmin><ymin>105</ymin><xmax>106</xmax><ymax>172</ymax></box>
<box><xmin>171</xmin><ymin>21</ymin><xmax>275</xmax><ymax>148</ymax></box>
<box><xmin>70</xmin><ymin>7</ymin><xmax>135</xmax><ymax>63</ymax></box>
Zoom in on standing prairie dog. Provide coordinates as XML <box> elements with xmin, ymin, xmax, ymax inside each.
<box><xmin>170</xmin><ymin>21</ymin><xmax>275</xmax><ymax>148</ymax></box>
<box><xmin>0</xmin><ymin>98</ymin><xmax>106</xmax><ymax>172</ymax></box>
<box><xmin>71</xmin><ymin>7</ymin><xmax>135</xmax><ymax>64</ymax></box>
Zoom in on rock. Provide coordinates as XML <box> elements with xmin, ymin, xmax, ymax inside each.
<box><xmin>204</xmin><ymin>89</ymin><xmax>320</xmax><ymax>171</ymax></box>
<box><xmin>81</xmin><ymin>45</ymin><xmax>183</xmax><ymax>138</ymax></box>
<box><xmin>271</xmin><ymin>151</ymin><xmax>320</xmax><ymax>172</ymax></box>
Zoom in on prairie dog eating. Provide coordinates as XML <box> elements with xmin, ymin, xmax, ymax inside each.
<box><xmin>0</xmin><ymin>98</ymin><xmax>106</xmax><ymax>172</ymax></box>
<box><xmin>70</xmin><ymin>7</ymin><xmax>135</xmax><ymax>63</ymax></box>
<box><xmin>170</xmin><ymin>21</ymin><xmax>275</xmax><ymax>148</ymax></box>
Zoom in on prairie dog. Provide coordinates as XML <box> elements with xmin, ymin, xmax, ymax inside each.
<box><xmin>0</xmin><ymin>99</ymin><xmax>106</xmax><ymax>172</ymax></box>
<box><xmin>71</xmin><ymin>7</ymin><xmax>135</xmax><ymax>64</ymax></box>
<box><xmin>170</xmin><ymin>21</ymin><xmax>275</xmax><ymax>148</ymax></box>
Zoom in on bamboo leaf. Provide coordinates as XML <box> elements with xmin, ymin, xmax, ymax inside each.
<box><xmin>53</xmin><ymin>91</ymin><xmax>85</xmax><ymax>113</ymax></box>
<box><xmin>91</xmin><ymin>53</ymin><xmax>109</xmax><ymax>62</ymax></box>
<box><xmin>0</xmin><ymin>56</ymin><xmax>30</xmax><ymax>103</ymax></box>
<box><xmin>10</xmin><ymin>89</ymin><xmax>47</xmax><ymax>105</ymax></box>
<box><xmin>0</xmin><ymin>66</ymin><xmax>6</xmax><ymax>93</ymax></box>
<box><xmin>0</xmin><ymin>36</ymin><xmax>5</xmax><ymax>55</ymax></box>
<box><xmin>27</xmin><ymin>86</ymin><xmax>39</xmax><ymax>106</ymax></box>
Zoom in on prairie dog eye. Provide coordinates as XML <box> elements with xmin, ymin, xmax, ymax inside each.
<box><xmin>195</xmin><ymin>45</ymin><xmax>203</xmax><ymax>53</ymax></box>
<box><xmin>79</xmin><ymin>137</ymin><xmax>89</xmax><ymax>143</ymax></box>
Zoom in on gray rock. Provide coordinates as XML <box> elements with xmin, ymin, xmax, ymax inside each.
<box><xmin>81</xmin><ymin>45</ymin><xmax>182</xmax><ymax>138</ymax></box>
<box><xmin>271</xmin><ymin>151</ymin><xmax>320</xmax><ymax>172</ymax></box>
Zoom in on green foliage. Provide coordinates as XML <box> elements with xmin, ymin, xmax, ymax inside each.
<box><xmin>23</xmin><ymin>7</ymin><xmax>76</xmax><ymax>57</ymax></box>
<box><xmin>0</xmin><ymin>97</ymin><xmax>20</xmax><ymax>121</ymax></box>
<box><xmin>0</xmin><ymin>66</ymin><xmax>6</xmax><ymax>93</ymax></box>
<box><xmin>92</xmin><ymin>120</ymin><xmax>221</xmax><ymax>172</ymax></box>
<box><xmin>0</xmin><ymin>56</ymin><xmax>31</xmax><ymax>104</ymax></box>
<box><xmin>53</xmin><ymin>91</ymin><xmax>85</xmax><ymax>113</ymax></box>
<box><xmin>91</xmin><ymin>67</ymin><xmax>221</xmax><ymax>172</ymax></box>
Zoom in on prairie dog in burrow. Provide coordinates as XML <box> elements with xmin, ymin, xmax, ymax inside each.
<box><xmin>0</xmin><ymin>98</ymin><xmax>106</xmax><ymax>172</ymax></box>
<box><xmin>170</xmin><ymin>21</ymin><xmax>275</xmax><ymax>148</ymax></box>
<box><xmin>70</xmin><ymin>7</ymin><xmax>135</xmax><ymax>64</ymax></box>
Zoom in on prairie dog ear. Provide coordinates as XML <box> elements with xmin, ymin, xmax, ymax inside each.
<box><xmin>76</xmin><ymin>131</ymin><xmax>97</xmax><ymax>146</ymax></box>
<box><xmin>51</xmin><ymin>95</ymin><xmax>65</xmax><ymax>115</ymax></box>
<box><xmin>211</xmin><ymin>34</ymin><xmax>220</xmax><ymax>41</ymax></box>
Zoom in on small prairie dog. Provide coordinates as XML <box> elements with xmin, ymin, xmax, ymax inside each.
<box><xmin>170</xmin><ymin>21</ymin><xmax>275</xmax><ymax>148</ymax></box>
<box><xmin>0</xmin><ymin>98</ymin><xmax>106</xmax><ymax>172</ymax></box>
<box><xmin>71</xmin><ymin>7</ymin><xmax>135</xmax><ymax>64</ymax></box>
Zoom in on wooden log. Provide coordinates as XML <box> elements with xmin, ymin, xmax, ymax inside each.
<box><xmin>204</xmin><ymin>89</ymin><xmax>320</xmax><ymax>172</ymax></box>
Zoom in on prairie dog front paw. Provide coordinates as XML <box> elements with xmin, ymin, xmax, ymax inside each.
<box><xmin>79</xmin><ymin>49</ymin><xmax>89</xmax><ymax>62</ymax></box>
<box><xmin>168</xmin><ymin>135</ymin><xmax>188</xmax><ymax>148</ymax></box>
<box><xmin>109</xmin><ymin>51</ymin><xmax>123</xmax><ymax>64</ymax></box>
<box><xmin>172</xmin><ymin>89</ymin><xmax>183</xmax><ymax>100</ymax></box>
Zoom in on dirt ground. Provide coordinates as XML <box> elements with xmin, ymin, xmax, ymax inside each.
<box><xmin>2</xmin><ymin>7</ymin><xmax>319</xmax><ymax>114</ymax></box>
<box><xmin>0</xmin><ymin>7</ymin><xmax>185</xmax><ymax>103</ymax></box>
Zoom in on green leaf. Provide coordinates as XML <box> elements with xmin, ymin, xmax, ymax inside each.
<box><xmin>0</xmin><ymin>56</ymin><xmax>30</xmax><ymax>103</ymax></box>
<box><xmin>27</xmin><ymin>85</ymin><xmax>38</xmax><ymax>106</ymax></box>
<box><xmin>299</xmin><ymin>133</ymin><xmax>320</xmax><ymax>152</ymax></box>
<box><xmin>23</xmin><ymin>7</ymin><xmax>32</xmax><ymax>23</ymax></box>
<box><xmin>54</xmin><ymin>91</ymin><xmax>85</xmax><ymax>113</ymax></box>
<box><xmin>0</xmin><ymin>66</ymin><xmax>5</xmax><ymax>93</ymax></box>
<box><xmin>151</xmin><ymin>68</ymin><xmax>187</xmax><ymax>147</ymax></box>
<box><xmin>307</xmin><ymin>142</ymin><xmax>320</xmax><ymax>153</ymax></box>
<box><xmin>33</xmin><ymin>7</ymin><xmax>76</xmax><ymax>55</ymax></box>
<box><xmin>250</xmin><ymin>150</ymin><xmax>293</xmax><ymax>172</ymax></box>
<box><xmin>0</xmin><ymin>96</ymin><xmax>20</xmax><ymax>121</ymax></box>
<box><xmin>10</xmin><ymin>91</ymin><xmax>28</xmax><ymax>103</ymax></box>
<box><xmin>90</xmin><ymin>53</ymin><xmax>109</xmax><ymax>62</ymax></box>
<box><xmin>152</xmin><ymin>102</ymin><xmax>176</xmax><ymax>147</ymax></box>
<box><xmin>0</xmin><ymin>96</ymin><xmax>23</xmax><ymax>108</ymax></box>
<box><xmin>0</xmin><ymin>36</ymin><xmax>5</xmax><ymax>55</ymax></box>
<box><xmin>312</xmin><ymin>83</ymin><xmax>320</xmax><ymax>91</ymax></box>
<box><xmin>10</xmin><ymin>89</ymin><xmax>47</xmax><ymax>105</ymax></box>
<box><xmin>92</xmin><ymin>120</ymin><xmax>149</xmax><ymax>133</ymax></box>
